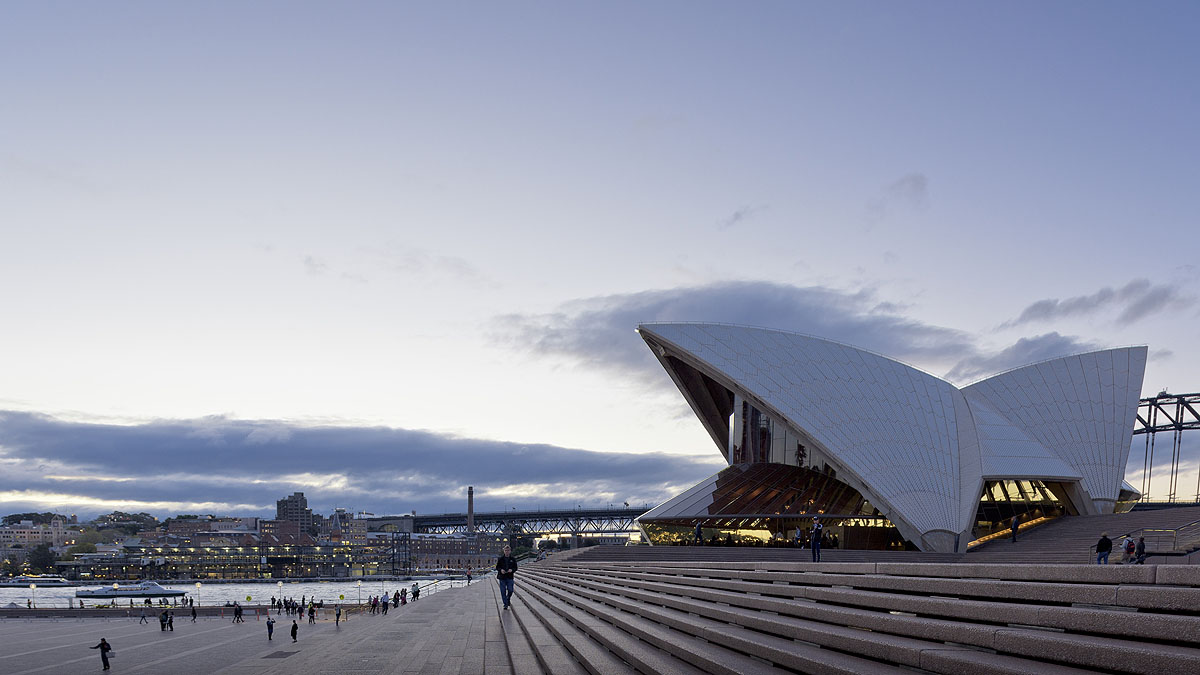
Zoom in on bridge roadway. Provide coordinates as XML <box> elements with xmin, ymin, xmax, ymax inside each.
<box><xmin>370</xmin><ymin>507</ymin><xmax>645</xmax><ymax>537</ymax></box>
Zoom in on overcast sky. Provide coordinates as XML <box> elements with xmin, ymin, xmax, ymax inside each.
<box><xmin>1</xmin><ymin>2</ymin><xmax>1197</xmax><ymax>520</ymax></box>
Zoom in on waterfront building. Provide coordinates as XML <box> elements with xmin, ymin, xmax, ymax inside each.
<box><xmin>636</xmin><ymin>323</ymin><xmax>1147</xmax><ymax>553</ymax></box>
<box><xmin>259</xmin><ymin>519</ymin><xmax>301</xmax><ymax>539</ymax></box>
<box><xmin>0</xmin><ymin>517</ymin><xmax>68</xmax><ymax>546</ymax></box>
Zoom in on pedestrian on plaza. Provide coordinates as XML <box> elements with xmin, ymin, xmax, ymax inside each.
<box><xmin>1096</xmin><ymin>532</ymin><xmax>1113</xmax><ymax>565</ymax></box>
<box><xmin>400</xmin><ymin>588</ymin><xmax>407</xmax><ymax>605</ymax></box>
<box><xmin>266</xmin><ymin>616</ymin><xmax>275</xmax><ymax>640</ymax></box>
<box><xmin>160</xmin><ymin>610</ymin><xmax>168</xmax><ymax>631</ymax></box>
<box><xmin>191</xmin><ymin>605</ymin><xmax>197</xmax><ymax>623</ymax></box>
<box><xmin>694</xmin><ymin>521</ymin><xmax>703</xmax><ymax>546</ymax></box>
<box><xmin>381</xmin><ymin>597</ymin><xmax>389</xmax><ymax>615</ymax></box>
<box><xmin>291</xmin><ymin>620</ymin><xmax>298</xmax><ymax>643</ymax></box>
<box><xmin>138</xmin><ymin>608</ymin><xmax>148</xmax><ymax>624</ymax></box>
<box><xmin>335</xmin><ymin>604</ymin><xmax>342</xmax><ymax>627</ymax></box>
<box><xmin>411</xmin><ymin>583</ymin><xmax>420</xmax><ymax>601</ymax></box>
<box><xmin>1010</xmin><ymin>515</ymin><xmax>1020</xmax><ymax>542</ymax></box>
<box><xmin>811</xmin><ymin>517</ymin><xmax>824</xmax><ymax>562</ymax></box>
<box><xmin>168</xmin><ymin>612</ymin><xmax>174</xmax><ymax>631</ymax></box>
<box><xmin>393</xmin><ymin>590</ymin><xmax>400</xmax><ymax>608</ymax></box>
<box><xmin>496</xmin><ymin>544</ymin><xmax>518</xmax><ymax>610</ymax></box>
<box><xmin>794</xmin><ymin>527</ymin><xmax>803</xmax><ymax>549</ymax></box>
<box><xmin>308</xmin><ymin>604</ymin><xmax>316</xmax><ymax>624</ymax></box>
<box><xmin>1136</xmin><ymin>536</ymin><xmax>1147</xmax><ymax>564</ymax></box>
<box><xmin>90</xmin><ymin>638</ymin><xmax>113</xmax><ymax>670</ymax></box>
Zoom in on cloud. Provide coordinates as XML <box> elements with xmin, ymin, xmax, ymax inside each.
<box><xmin>0</xmin><ymin>412</ymin><xmax>722</xmax><ymax>520</ymax></box>
<box><xmin>943</xmin><ymin>332</ymin><xmax>1101</xmax><ymax>383</ymax></box>
<box><xmin>303</xmin><ymin>255</ymin><xmax>328</xmax><ymax>276</ymax></box>
<box><xmin>490</xmin><ymin>281</ymin><xmax>1113</xmax><ymax>389</ymax></box>
<box><xmin>490</xmin><ymin>281</ymin><xmax>980</xmax><ymax>380</ymax></box>
<box><xmin>717</xmin><ymin>205</ymin><xmax>767</xmax><ymax>231</ymax></box>
<box><xmin>383</xmin><ymin>246</ymin><xmax>494</xmax><ymax>288</ymax></box>
<box><xmin>1000</xmin><ymin>279</ymin><xmax>1194</xmax><ymax>329</ymax></box>
<box><xmin>865</xmin><ymin>172</ymin><xmax>928</xmax><ymax>227</ymax></box>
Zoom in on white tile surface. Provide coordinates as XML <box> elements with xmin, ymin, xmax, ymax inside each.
<box><xmin>639</xmin><ymin>323</ymin><xmax>1147</xmax><ymax>543</ymax></box>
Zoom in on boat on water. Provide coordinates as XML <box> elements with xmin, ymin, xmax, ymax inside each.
<box><xmin>76</xmin><ymin>581</ymin><xmax>186</xmax><ymax>598</ymax></box>
<box><xmin>0</xmin><ymin>574</ymin><xmax>76</xmax><ymax>587</ymax></box>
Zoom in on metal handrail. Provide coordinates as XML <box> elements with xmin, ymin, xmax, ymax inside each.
<box><xmin>1085</xmin><ymin>517</ymin><xmax>1200</xmax><ymax>561</ymax></box>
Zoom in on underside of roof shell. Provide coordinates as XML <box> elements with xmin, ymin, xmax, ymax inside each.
<box><xmin>637</xmin><ymin>322</ymin><xmax>1147</xmax><ymax>550</ymax></box>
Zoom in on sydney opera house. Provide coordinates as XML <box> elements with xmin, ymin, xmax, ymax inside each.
<box><xmin>635</xmin><ymin>323</ymin><xmax>1147</xmax><ymax>553</ymax></box>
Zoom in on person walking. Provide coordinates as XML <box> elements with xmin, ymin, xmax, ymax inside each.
<box><xmin>1135</xmin><ymin>536</ymin><xmax>1147</xmax><ymax>564</ymax></box>
<box><xmin>160</xmin><ymin>610</ymin><xmax>168</xmax><ymax>631</ymax></box>
<box><xmin>811</xmin><ymin>517</ymin><xmax>824</xmax><ymax>562</ymax></box>
<box><xmin>335</xmin><ymin>604</ymin><xmax>342</xmax><ymax>627</ymax></box>
<box><xmin>168</xmin><ymin>612</ymin><xmax>174</xmax><ymax>631</ymax></box>
<box><xmin>290</xmin><ymin>620</ymin><xmax>298</xmax><ymax>643</ymax></box>
<box><xmin>496</xmin><ymin>544</ymin><xmax>518</xmax><ymax>610</ymax></box>
<box><xmin>191</xmin><ymin>605</ymin><xmax>197</xmax><ymax>623</ymax></box>
<box><xmin>308</xmin><ymin>604</ymin><xmax>316</xmax><ymax>624</ymax></box>
<box><xmin>90</xmin><ymin>638</ymin><xmax>113</xmax><ymax>670</ymax></box>
<box><xmin>266</xmin><ymin>617</ymin><xmax>275</xmax><ymax>640</ymax></box>
<box><xmin>1096</xmin><ymin>532</ymin><xmax>1113</xmax><ymax>565</ymax></box>
<box><xmin>1010</xmin><ymin>515</ymin><xmax>1020</xmax><ymax>542</ymax></box>
<box><xmin>138</xmin><ymin>608</ymin><xmax>148</xmax><ymax>624</ymax></box>
<box><xmin>411</xmin><ymin>583</ymin><xmax>420</xmax><ymax>601</ymax></box>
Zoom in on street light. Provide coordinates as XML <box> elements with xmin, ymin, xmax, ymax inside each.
<box><xmin>277</xmin><ymin>581</ymin><xmax>283</xmax><ymax>614</ymax></box>
<box><xmin>29</xmin><ymin>583</ymin><xmax>35</xmax><ymax>608</ymax></box>
<box><xmin>195</xmin><ymin>582</ymin><xmax>201</xmax><ymax>606</ymax></box>
<box><xmin>356</xmin><ymin>579</ymin><xmax>362</xmax><ymax>607</ymax></box>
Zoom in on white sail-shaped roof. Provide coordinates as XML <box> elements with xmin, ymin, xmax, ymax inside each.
<box><xmin>638</xmin><ymin>322</ymin><xmax>1148</xmax><ymax>551</ymax></box>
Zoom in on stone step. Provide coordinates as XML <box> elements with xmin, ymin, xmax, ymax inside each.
<box><xmin>531</xmin><ymin>569</ymin><xmax>1104</xmax><ymax>675</ymax></box>
<box><xmin>534</xmin><ymin>568</ymin><xmax>1200</xmax><ymax>675</ymax></box>
<box><xmin>570</xmin><ymin>563</ymin><xmax>1200</xmax><ymax>613</ymax></box>
<box><xmin>543</xmin><ymin>566</ymin><xmax>1200</xmax><ymax>647</ymax></box>
<box><xmin>488</xmin><ymin>581</ymin><xmax>546</xmax><ymax>674</ymax></box>
<box><xmin>498</xmin><ymin>583</ymin><xmax>589</xmax><ymax>675</ymax></box>
<box><xmin>513</xmin><ymin>579</ymin><xmax>641</xmax><ymax>675</ymax></box>
<box><xmin>527</xmin><ymin>573</ymin><xmax>912</xmax><ymax>675</ymax></box>
<box><xmin>559</xmin><ymin>559</ymin><xmax>1200</xmax><ymax>587</ymax></box>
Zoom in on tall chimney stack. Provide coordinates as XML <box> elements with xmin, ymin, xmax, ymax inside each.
<box><xmin>467</xmin><ymin>486</ymin><xmax>475</xmax><ymax>533</ymax></box>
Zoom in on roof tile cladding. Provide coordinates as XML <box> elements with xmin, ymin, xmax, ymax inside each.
<box><xmin>642</xmin><ymin>323</ymin><xmax>963</xmax><ymax>537</ymax></box>
<box><xmin>963</xmin><ymin>347</ymin><xmax>1147</xmax><ymax>504</ymax></box>
<box><xmin>639</xmin><ymin>323</ymin><xmax>1148</xmax><ymax>542</ymax></box>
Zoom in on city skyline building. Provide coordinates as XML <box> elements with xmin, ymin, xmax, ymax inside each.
<box><xmin>275</xmin><ymin>492</ymin><xmax>314</xmax><ymax>533</ymax></box>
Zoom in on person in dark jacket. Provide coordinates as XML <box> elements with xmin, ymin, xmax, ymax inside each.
<box><xmin>90</xmin><ymin>638</ymin><xmax>113</xmax><ymax>670</ymax></box>
<box><xmin>290</xmin><ymin>620</ymin><xmax>298</xmax><ymax>642</ymax></box>
<box><xmin>1096</xmin><ymin>532</ymin><xmax>1113</xmax><ymax>565</ymax></box>
<box><xmin>1135</xmin><ymin>536</ymin><xmax>1147</xmax><ymax>564</ymax></box>
<box><xmin>496</xmin><ymin>544</ymin><xmax>518</xmax><ymax>610</ymax></box>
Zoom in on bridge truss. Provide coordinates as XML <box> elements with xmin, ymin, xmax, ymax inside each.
<box><xmin>1135</xmin><ymin>392</ymin><xmax>1200</xmax><ymax>502</ymax></box>
<box><xmin>414</xmin><ymin>508</ymin><xmax>643</xmax><ymax>538</ymax></box>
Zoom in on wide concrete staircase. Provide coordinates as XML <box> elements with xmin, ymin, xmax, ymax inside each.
<box><xmin>487</xmin><ymin>551</ymin><xmax>1200</xmax><ymax>674</ymax></box>
<box><xmin>967</xmin><ymin>505</ymin><xmax>1200</xmax><ymax>564</ymax></box>
<box><xmin>568</xmin><ymin>545</ymin><xmax>963</xmax><ymax>564</ymax></box>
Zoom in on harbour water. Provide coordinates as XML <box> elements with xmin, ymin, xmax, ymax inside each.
<box><xmin>0</xmin><ymin>577</ymin><xmax>469</xmax><ymax>609</ymax></box>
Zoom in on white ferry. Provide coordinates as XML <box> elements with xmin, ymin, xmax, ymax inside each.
<box><xmin>0</xmin><ymin>574</ymin><xmax>76</xmax><ymax>587</ymax></box>
<box><xmin>75</xmin><ymin>581</ymin><xmax>186</xmax><ymax>598</ymax></box>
